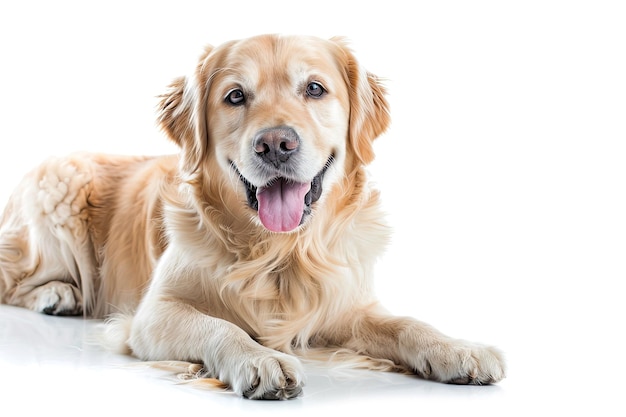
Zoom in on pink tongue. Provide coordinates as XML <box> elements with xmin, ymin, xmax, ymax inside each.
<box><xmin>256</xmin><ymin>179</ymin><xmax>311</xmax><ymax>232</ymax></box>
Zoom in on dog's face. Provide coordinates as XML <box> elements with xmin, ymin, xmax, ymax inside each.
<box><xmin>158</xmin><ymin>34</ymin><xmax>390</xmax><ymax>233</ymax></box>
<box><xmin>208</xmin><ymin>36</ymin><xmax>350</xmax><ymax>233</ymax></box>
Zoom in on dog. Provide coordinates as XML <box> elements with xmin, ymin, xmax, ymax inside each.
<box><xmin>0</xmin><ymin>34</ymin><xmax>505</xmax><ymax>399</ymax></box>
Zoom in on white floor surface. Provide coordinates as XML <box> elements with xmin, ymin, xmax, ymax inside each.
<box><xmin>0</xmin><ymin>303</ymin><xmax>622</xmax><ymax>417</ymax></box>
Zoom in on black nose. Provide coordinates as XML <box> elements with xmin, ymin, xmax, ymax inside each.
<box><xmin>253</xmin><ymin>127</ymin><xmax>300</xmax><ymax>167</ymax></box>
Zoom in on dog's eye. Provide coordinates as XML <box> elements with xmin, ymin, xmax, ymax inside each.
<box><xmin>226</xmin><ymin>89</ymin><xmax>245</xmax><ymax>106</ymax></box>
<box><xmin>306</xmin><ymin>82</ymin><xmax>326</xmax><ymax>98</ymax></box>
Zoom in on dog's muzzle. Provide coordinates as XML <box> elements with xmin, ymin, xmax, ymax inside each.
<box><xmin>232</xmin><ymin>157</ymin><xmax>332</xmax><ymax>233</ymax></box>
<box><xmin>231</xmin><ymin>127</ymin><xmax>333</xmax><ymax>233</ymax></box>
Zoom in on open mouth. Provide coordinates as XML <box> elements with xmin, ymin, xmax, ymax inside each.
<box><xmin>231</xmin><ymin>155</ymin><xmax>334</xmax><ymax>232</ymax></box>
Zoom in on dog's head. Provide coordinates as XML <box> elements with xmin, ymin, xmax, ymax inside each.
<box><xmin>158</xmin><ymin>34</ymin><xmax>389</xmax><ymax>233</ymax></box>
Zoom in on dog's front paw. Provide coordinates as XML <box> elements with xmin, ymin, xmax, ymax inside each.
<box><xmin>412</xmin><ymin>340</ymin><xmax>505</xmax><ymax>385</ymax></box>
<box><xmin>225</xmin><ymin>349</ymin><xmax>305</xmax><ymax>400</ymax></box>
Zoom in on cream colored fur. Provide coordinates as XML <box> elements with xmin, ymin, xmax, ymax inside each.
<box><xmin>0</xmin><ymin>34</ymin><xmax>505</xmax><ymax>399</ymax></box>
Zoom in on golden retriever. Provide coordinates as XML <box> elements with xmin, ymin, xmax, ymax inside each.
<box><xmin>0</xmin><ymin>34</ymin><xmax>505</xmax><ymax>399</ymax></box>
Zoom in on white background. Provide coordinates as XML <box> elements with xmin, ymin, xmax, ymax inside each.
<box><xmin>0</xmin><ymin>1</ymin><xmax>625</xmax><ymax>415</ymax></box>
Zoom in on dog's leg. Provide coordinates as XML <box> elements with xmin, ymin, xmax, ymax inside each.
<box><xmin>0</xmin><ymin>155</ymin><xmax>94</xmax><ymax>316</ymax></box>
<box><xmin>340</xmin><ymin>310</ymin><xmax>506</xmax><ymax>384</ymax></box>
<box><xmin>128</xmin><ymin>299</ymin><xmax>305</xmax><ymax>399</ymax></box>
<box><xmin>0</xmin><ymin>225</ymin><xmax>85</xmax><ymax>316</ymax></box>
<box><xmin>0</xmin><ymin>226</ymin><xmax>83</xmax><ymax>315</ymax></box>
<box><xmin>126</xmin><ymin>248</ymin><xmax>305</xmax><ymax>400</ymax></box>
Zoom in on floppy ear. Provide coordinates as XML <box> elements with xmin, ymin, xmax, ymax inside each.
<box><xmin>157</xmin><ymin>46</ymin><xmax>214</xmax><ymax>178</ymax></box>
<box><xmin>332</xmin><ymin>38</ymin><xmax>391</xmax><ymax>166</ymax></box>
